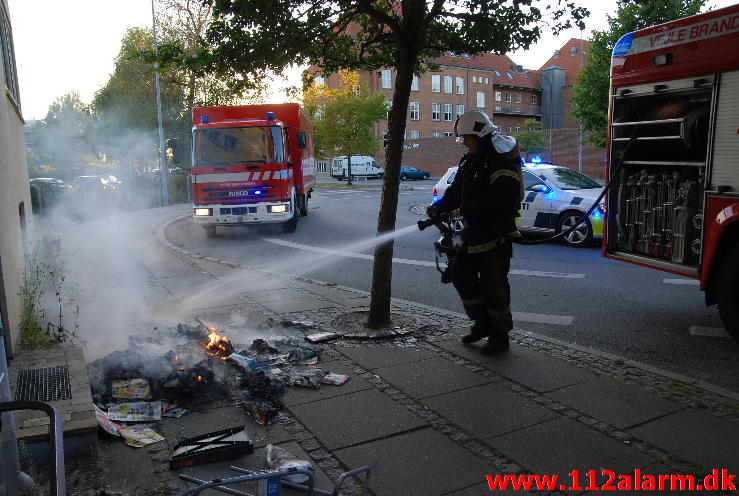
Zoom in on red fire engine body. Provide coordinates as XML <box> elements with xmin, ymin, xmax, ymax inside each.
<box><xmin>190</xmin><ymin>104</ymin><xmax>315</xmax><ymax>236</ymax></box>
<box><xmin>604</xmin><ymin>4</ymin><xmax>739</xmax><ymax>340</ymax></box>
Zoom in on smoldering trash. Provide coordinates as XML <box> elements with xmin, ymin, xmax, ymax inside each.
<box><xmin>88</xmin><ymin>322</ymin><xmax>348</xmax><ymax>452</ymax></box>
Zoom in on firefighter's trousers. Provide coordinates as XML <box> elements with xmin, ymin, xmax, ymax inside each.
<box><xmin>451</xmin><ymin>245</ymin><xmax>513</xmax><ymax>336</ymax></box>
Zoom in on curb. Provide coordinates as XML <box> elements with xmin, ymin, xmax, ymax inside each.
<box><xmin>154</xmin><ymin>210</ymin><xmax>739</xmax><ymax>411</ymax></box>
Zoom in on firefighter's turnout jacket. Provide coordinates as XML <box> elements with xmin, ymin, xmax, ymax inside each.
<box><xmin>434</xmin><ymin>143</ymin><xmax>521</xmax><ymax>254</ymax></box>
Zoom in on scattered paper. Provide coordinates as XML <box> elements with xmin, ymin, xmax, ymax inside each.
<box><xmin>111</xmin><ymin>378</ymin><xmax>151</xmax><ymax>399</ymax></box>
<box><xmin>322</xmin><ymin>373</ymin><xmax>350</xmax><ymax>386</ymax></box>
<box><xmin>305</xmin><ymin>332</ymin><xmax>338</xmax><ymax>343</ymax></box>
<box><xmin>107</xmin><ymin>401</ymin><xmax>162</xmax><ymax>422</ymax></box>
<box><xmin>119</xmin><ymin>424</ymin><xmax>165</xmax><ymax>448</ymax></box>
<box><xmin>94</xmin><ymin>405</ymin><xmax>121</xmax><ymax>436</ymax></box>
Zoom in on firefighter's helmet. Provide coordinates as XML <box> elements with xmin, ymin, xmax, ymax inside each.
<box><xmin>454</xmin><ymin>110</ymin><xmax>495</xmax><ymax>138</ymax></box>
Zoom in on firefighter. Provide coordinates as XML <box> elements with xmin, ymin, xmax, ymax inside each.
<box><xmin>427</xmin><ymin>110</ymin><xmax>521</xmax><ymax>354</ymax></box>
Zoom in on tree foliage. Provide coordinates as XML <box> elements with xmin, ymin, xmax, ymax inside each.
<box><xmin>196</xmin><ymin>0</ymin><xmax>587</xmax><ymax>327</ymax></box>
<box><xmin>514</xmin><ymin>118</ymin><xmax>548</xmax><ymax>159</ymax></box>
<box><xmin>303</xmin><ymin>70</ymin><xmax>387</xmax><ymax>177</ymax></box>
<box><xmin>570</xmin><ymin>0</ymin><xmax>707</xmax><ymax>148</ymax></box>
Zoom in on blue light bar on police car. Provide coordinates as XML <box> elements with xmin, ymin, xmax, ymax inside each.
<box><xmin>254</xmin><ymin>190</ymin><xmax>262</xmax><ymax>195</ymax></box>
<box><xmin>531</xmin><ymin>156</ymin><xmax>542</xmax><ymax>164</ymax></box>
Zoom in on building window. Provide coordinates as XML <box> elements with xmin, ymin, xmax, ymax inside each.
<box><xmin>516</xmin><ymin>107</ymin><xmax>521</xmax><ymax>113</ymax></box>
<box><xmin>495</xmin><ymin>106</ymin><xmax>503</xmax><ymax>112</ymax></box>
<box><xmin>455</xmin><ymin>77</ymin><xmax>464</xmax><ymax>94</ymax></box>
<box><xmin>553</xmin><ymin>49</ymin><xmax>560</xmax><ymax>59</ymax></box>
<box><xmin>386</xmin><ymin>100</ymin><xmax>392</xmax><ymax>120</ymax></box>
<box><xmin>432</xmin><ymin>131</ymin><xmax>441</xmax><ymax>138</ymax></box>
<box><xmin>410</xmin><ymin>102</ymin><xmax>419</xmax><ymax>120</ymax></box>
<box><xmin>410</xmin><ymin>130</ymin><xmax>420</xmax><ymax>139</ymax></box>
<box><xmin>531</xmin><ymin>94</ymin><xmax>538</xmax><ymax>104</ymax></box>
<box><xmin>444</xmin><ymin>104</ymin><xmax>452</xmax><ymax>121</ymax></box>
<box><xmin>476</xmin><ymin>92</ymin><xmax>485</xmax><ymax>108</ymax></box>
<box><xmin>505</xmin><ymin>92</ymin><xmax>512</xmax><ymax>103</ymax></box>
<box><xmin>472</xmin><ymin>76</ymin><xmax>477</xmax><ymax>83</ymax></box>
<box><xmin>515</xmin><ymin>93</ymin><xmax>522</xmax><ymax>103</ymax></box>
<box><xmin>483</xmin><ymin>77</ymin><xmax>489</xmax><ymax>84</ymax></box>
<box><xmin>381</xmin><ymin>69</ymin><xmax>392</xmax><ymax>89</ymax></box>
<box><xmin>411</xmin><ymin>75</ymin><xmax>419</xmax><ymax>91</ymax></box>
<box><xmin>456</xmin><ymin>104</ymin><xmax>464</xmax><ymax>118</ymax></box>
<box><xmin>507</xmin><ymin>126</ymin><xmax>513</xmax><ymax>132</ymax></box>
<box><xmin>506</xmin><ymin>72</ymin><xmax>513</xmax><ymax>79</ymax></box>
<box><xmin>431</xmin><ymin>74</ymin><xmax>440</xmax><ymax>92</ymax></box>
<box><xmin>495</xmin><ymin>91</ymin><xmax>502</xmax><ymax>102</ymax></box>
<box><xmin>432</xmin><ymin>103</ymin><xmax>440</xmax><ymax>121</ymax></box>
<box><xmin>1</xmin><ymin>4</ymin><xmax>21</xmax><ymax>104</ymax></box>
<box><xmin>314</xmin><ymin>76</ymin><xmax>325</xmax><ymax>86</ymax></box>
<box><xmin>444</xmin><ymin>131</ymin><xmax>454</xmax><ymax>137</ymax></box>
<box><xmin>443</xmin><ymin>75</ymin><xmax>452</xmax><ymax>93</ymax></box>
<box><xmin>571</xmin><ymin>46</ymin><xmax>578</xmax><ymax>56</ymax></box>
<box><xmin>515</xmin><ymin>127</ymin><xmax>521</xmax><ymax>132</ymax></box>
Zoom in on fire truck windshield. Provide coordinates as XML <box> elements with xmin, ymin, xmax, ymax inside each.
<box><xmin>193</xmin><ymin>126</ymin><xmax>284</xmax><ymax>166</ymax></box>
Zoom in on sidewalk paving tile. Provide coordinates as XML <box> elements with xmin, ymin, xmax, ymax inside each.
<box><xmin>248</xmin><ymin>288</ymin><xmax>309</xmax><ymax>303</ymax></box>
<box><xmin>444</xmin><ymin>482</ymin><xmax>520</xmax><ymax>495</ymax></box>
<box><xmin>287</xmin><ymin>389</ymin><xmax>425</xmax><ymax>450</ymax></box>
<box><xmin>337</xmin><ymin>344</ymin><xmax>437</xmax><ymax>370</ymax></box>
<box><xmin>375</xmin><ymin>357</ymin><xmax>490</xmax><ymax>399</ymax></box>
<box><xmin>258</xmin><ymin>296</ymin><xmax>336</xmax><ymax>314</ymax></box>
<box><xmin>143</xmin><ymin>259</ymin><xmax>200</xmax><ymax>278</ymax></box>
<box><xmin>157</xmin><ymin>273</ymin><xmax>216</xmax><ymax>297</ymax></box>
<box><xmin>628</xmin><ymin>408</ymin><xmax>739</xmax><ymax>473</ymax></box>
<box><xmin>478</xmin><ymin>347</ymin><xmax>597</xmax><ymax>393</ymax></box>
<box><xmin>334</xmin><ymin>428</ymin><xmax>495</xmax><ymax>496</ymax></box>
<box><xmin>282</xmin><ymin>362</ymin><xmax>373</xmax><ymax>407</ymax></box>
<box><xmin>177</xmin><ymin>441</ymin><xmax>335</xmax><ymax>495</ymax></box>
<box><xmin>485</xmin><ymin>417</ymin><xmax>654</xmax><ymax>491</ymax></box>
<box><xmin>545</xmin><ymin>376</ymin><xmax>683</xmax><ymax>430</ymax></box>
<box><xmin>158</xmin><ymin>405</ymin><xmax>292</xmax><ymax>449</ymax></box>
<box><xmin>423</xmin><ymin>383</ymin><xmax>558</xmax><ymax>439</ymax></box>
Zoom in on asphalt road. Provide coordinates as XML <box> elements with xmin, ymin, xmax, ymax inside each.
<box><xmin>166</xmin><ymin>179</ymin><xmax>739</xmax><ymax>391</ymax></box>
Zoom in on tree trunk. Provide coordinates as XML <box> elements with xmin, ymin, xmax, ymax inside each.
<box><xmin>347</xmin><ymin>154</ymin><xmax>353</xmax><ymax>185</ymax></box>
<box><xmin>367</xmin><ymin>5</ymin><xmax>424</xmax><ymax>328</ymax></box>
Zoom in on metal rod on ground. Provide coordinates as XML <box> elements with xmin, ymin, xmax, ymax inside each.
<box><xmin>179</xmin><ymin>468</ymin><xmax>315</xmax><ymax>495</ymax></box>
<box><xmin>178</xmin><ymin>475</ymin><xmax>249</xmax><ymax>496</ymax></box>
<box><xmin>229</xmin><ymin>466</ymin><xmax>332</xmax><ymax>495</ymax></box>
<box><xmin>151</xmin><ymin>0</ymin><xmax>168</xmax><ymax>206</ymax></box>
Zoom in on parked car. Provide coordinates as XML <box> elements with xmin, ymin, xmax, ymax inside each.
<box><xmin>430</xmin><ymin>160</ymin><xmax>605</xmax><ymax>247</ymax></box>
<box><xmin>331</xmin><ymin>156</ymin><xmax>383</xmax><ymax>180</ymax></box>
<box><xmin>28</xmin><ymin>177</ymin><xmax>73</xmax><ymax>213</ymax></box>
<box><xmin>400</xmin><ymin>166</ymin><xmax>431</xmax><ymax>181</ymax></box>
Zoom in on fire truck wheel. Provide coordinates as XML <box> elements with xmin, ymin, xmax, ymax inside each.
<box><xmin>557</xmin><ymin>211</ymin><xmax>593</xmax><ymax>247</ymax></box>
<box><xmin>204</xmin><ymin>225</ymin><xmax>216</xmax><ymax>238</ymax></box>
<box><xmin>716</xmin><ymin>243</ymin><xmax>739</xmax><ymax>342</ymax></box>
<box><xmin>282</xmin><ymin>198</ymin><xmax>299</xmax><ymax>233</ymax></box>
<box><xmin>299</xmin><ymin>195</ymin><xmax>308</xmax><ymax>217</ymax></box>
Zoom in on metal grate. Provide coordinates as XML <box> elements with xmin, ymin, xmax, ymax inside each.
<box><xmin>14</xmin><ymin>365</ymin><xmax>72</xmax><ymax>402</ymax></box>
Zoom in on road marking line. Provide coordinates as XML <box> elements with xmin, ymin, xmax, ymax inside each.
<box><xmin>688</xmin><ymin>326</ymin><xmax>730</xmax><ymax>338</ymax></box>
<box><xmin>663</xmin><ymin>278</ymin><xmax>700</xmax><ymax>285</ymax></box>
<box><xmin>511</xmin><ymin>269</ymin><xmax>585</xmax><ymax>279</ymax></box>
<box><xmin>261</xmin><ymin>238</ymin><xmax>586</xmax><ymax>279</ymax></box>
<box><xmin>513</xmin><ymin>312</ymin><xmax>573</xmax><ymax>326</ymax></box>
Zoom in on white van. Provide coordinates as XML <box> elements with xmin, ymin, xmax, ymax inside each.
<box><xmin>331</xmin><ymin>156</ymin><xmax>383</xmax><ymax>180</ymax></box>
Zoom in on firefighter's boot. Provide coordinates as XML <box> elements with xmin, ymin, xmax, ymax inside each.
<box><xmin>480</xmin><ymin>332</ymin><xmax>510</xmax><ymax>355</ymax></box>
<box><xmin>461</xmin><ymin>303</ymin><xmax>490</xmax><ymax>344</ymax></box>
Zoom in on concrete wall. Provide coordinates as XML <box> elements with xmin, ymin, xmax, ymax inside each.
<box><xmin>0</xmin><ymin>0</ymin><xmax>32</xmax><ymax>356</ymax></box>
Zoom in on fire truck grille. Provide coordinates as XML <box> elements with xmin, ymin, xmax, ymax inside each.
<box><xmin>14</xmin><ymin>366</ymin><xmax>72</xmax><ymax>403</ymax></box>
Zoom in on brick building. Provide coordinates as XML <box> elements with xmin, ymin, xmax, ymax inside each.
<box><xmin>309</xmin><ymin>38</ymin><xmax>605</xmax><ymax>179</ymax></box>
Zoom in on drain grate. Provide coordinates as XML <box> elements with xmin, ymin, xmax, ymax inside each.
<box><xmin>14</xmin><ymin>365</ymin><xmax>72</xmax><ymax>402</ymax></box>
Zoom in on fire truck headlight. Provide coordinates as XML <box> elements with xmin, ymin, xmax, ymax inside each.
<box><xmin>268</xmin><ymin>204</ymin><xmax>288</xmax><ymax>213</ymax></box>
<box><xmin>194</xmin><ymin>208</ymin><xmax>212</xmax><ymax>216</ymax></box>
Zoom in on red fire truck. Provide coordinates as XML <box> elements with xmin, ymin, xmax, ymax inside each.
<box><xmin>604</xmin><ymin>4</ymin><xmax>739</xmax><ymax>341</ymax></box>
<box><xmin>191</xmin><ymin>104</ymin><xmax>315</xmax><ymax>236</ymax></box>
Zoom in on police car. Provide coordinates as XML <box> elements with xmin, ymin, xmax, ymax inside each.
<box><xmin>431</xmin><ymin>158</ymin><xmax>605</xmax><ymax>247</ymax></box>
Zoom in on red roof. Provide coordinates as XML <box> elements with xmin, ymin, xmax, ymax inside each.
<box><xmin>435</xmin><ymin>53</ymin><xmax>540</xmax><ymax>89</ymax></box>
<box><xmin>538</xmin><ymin>38</ymin><xmax>590</xmax><ymax>86</ymax></box>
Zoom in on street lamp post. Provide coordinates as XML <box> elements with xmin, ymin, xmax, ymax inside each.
<box><xmin>152</xmin><ymin>0</ymin><xmax>168</xmax><ymax>206</ymax></box>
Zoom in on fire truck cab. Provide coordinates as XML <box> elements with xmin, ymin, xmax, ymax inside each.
<box><xmin>604</xmin><ymin>5</ymin><xmax>739</xmax><ymax>341</ymax></box>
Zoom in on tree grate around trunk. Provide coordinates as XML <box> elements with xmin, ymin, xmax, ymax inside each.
<box><xmin>14</xmin><ymin>365</ymin><xmax>72</xmax><ymax>403</ymax></box>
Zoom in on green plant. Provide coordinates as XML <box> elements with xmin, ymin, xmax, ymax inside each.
<box><xmin>18</xmin><ymin>253</ymin><xmax>79</xmax><ymax>350</ymax></box>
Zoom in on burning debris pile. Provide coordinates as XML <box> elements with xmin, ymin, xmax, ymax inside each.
<box><xmin>88</xmin><ymin>322</ymin><xmax>348</xmax><ymax>448</ymax></box>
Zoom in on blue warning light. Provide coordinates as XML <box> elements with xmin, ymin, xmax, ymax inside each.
<box><xmin>254</xmin><ymin>190</ymin><xmax>262</xmax><ymax>195</ymax></box>
<box><xmin>200</xmin><ymin>115</ymin><xmax>209</xmax><ymax>123</ymax></box>
<box><xmin>531</xmin><ymin>156</ymin><xmax>542</xmax><ymax>164</ymax></box>
<box><xmin>266</xmin><ymin>112</ymin><xmax>275</xmax><ymax>120</ymax></box>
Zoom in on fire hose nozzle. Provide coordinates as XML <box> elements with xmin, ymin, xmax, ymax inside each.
<box><xmin>417</xmin><ymin>218</ymin><xmax>436</xmax><ymax>231</ymax></box>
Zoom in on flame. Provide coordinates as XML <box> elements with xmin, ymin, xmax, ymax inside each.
<box><xmin>205</xmin><ymin>327</ymin><xmax>232</xmax><ymax>356</ymax></box>
<box><xmin>197</xmin><ymin>375</ymin><xmax>203</xmax><ymax>382</ymax></box>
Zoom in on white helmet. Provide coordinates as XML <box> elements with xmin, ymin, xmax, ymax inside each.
<box><xmin>454</xmin><ymin>109</ymin><xmax>518</xmax><ymax>154</ymax></box>
<box><xmin>454</xmin><ymin>110</ymin><xmax>495</xmax><ymax>138</ymax></box>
